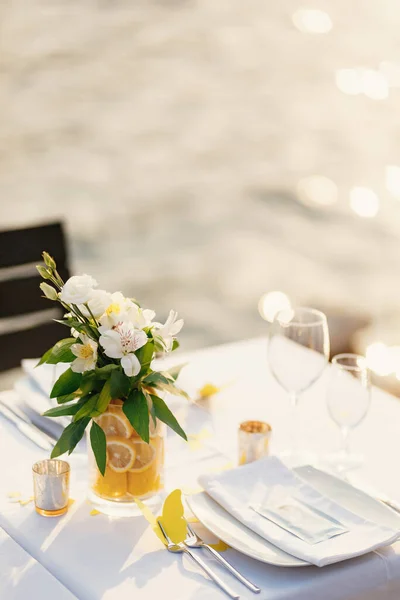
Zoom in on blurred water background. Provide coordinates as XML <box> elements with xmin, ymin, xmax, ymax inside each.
<box><xmin>2</xmin><ymin>0</ymin><xmax>400</xmax><ymax>375</ymax></box>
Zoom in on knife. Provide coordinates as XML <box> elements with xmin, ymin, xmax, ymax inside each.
<box><xmin>0</xmin><ymin>402</ymin><xmax>54</xmax><ymax>451</ymax></box>
<box><xmin>348</xmin><ymin>477</ymin><xmax>400</xmax><ymax>515</ymax></box>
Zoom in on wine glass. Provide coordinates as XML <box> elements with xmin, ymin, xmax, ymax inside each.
<box><xmin>326</xmin><ymin>353</ymin><xmax>370</xmax><ymax>473</ymax></box>
<box><xmin>268</xmin><ymin>307</ymin><xmax>330</xmax><ymax>463</ymax></box>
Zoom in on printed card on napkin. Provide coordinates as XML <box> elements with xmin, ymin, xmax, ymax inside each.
<box><xmin>199</xmin><ymin>457</ymin><xmax>400</xmax><ymax>567</ymax></box>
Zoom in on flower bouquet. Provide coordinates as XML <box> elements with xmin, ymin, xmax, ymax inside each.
<box><xmin>36</xmin><ymin>252</ymin><xmax>187</xmax><ymax>514</ymax></box>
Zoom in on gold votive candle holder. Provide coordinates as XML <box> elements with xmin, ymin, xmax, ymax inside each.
<box><xmin>238</xmin><ymin>420</ymin><xmax>272</xmax><ymax>465</ymax></box>
<box><xmin>32</xmin><ymin>459</ymin><xmax>70</xmax><ymax>517</ymax></box>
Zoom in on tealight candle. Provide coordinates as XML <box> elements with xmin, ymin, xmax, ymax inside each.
<box><xmin>238</xmin><ymin>420</ymin><xmax>272</xmax><ymax>465</ymax></box>
<box><xmin>32</xmin><ymin>459</ymin><xmax>70</xmax><ymax>517</ymax></box>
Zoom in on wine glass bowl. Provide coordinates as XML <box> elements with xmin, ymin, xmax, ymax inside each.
<box><xmin>268</xmin><ymin>307</ymin><xmax>330</xmax><ymax>398</ymax></box>
<box><xmin>268</xmin><ymin>307</ymin><xmax>330</xmax><ymax>462</ymax></box>
<box><xmin>326</xmin><ymin>353</ymin><xmax>370</xmax><ymax>472</ymax></box>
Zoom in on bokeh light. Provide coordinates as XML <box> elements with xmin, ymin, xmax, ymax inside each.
<box><xmin>292</xmin><ymin>9</ymin><xmax>333</xmax><ymax>34</ymax></box>
<box><xmin>336</xmin><ymin>68</ymin><xmax>389</xmax><ymax>99</ymax></box>
<box><xmin>297</xmin><ymin>175</ymin><xmax>338</xmax><ymax>207</ymax></box>
<box><xmin>349</xmin><ymin>187</ymin><xmax>380</xmax><ymax>218</ymax></box>
<box><xmin>258</xmin><ymin>291</ymin><xmax>291</xmax><ymax>322</ymax></box>
<box><xmin>335</xmin><ymin>69</ymin><xmax>362</xmax><ymax>96</ymax></box>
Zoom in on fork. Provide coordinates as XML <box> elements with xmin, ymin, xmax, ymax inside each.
<box><xmin>157</xmin><ymin>520</ymin><xmax>240</xmax><ymax>599</ymax></box>
<box><xmin>185</xmin><ymin>521</ymin><xmax>260</xmax><ymax>593</ymax></box>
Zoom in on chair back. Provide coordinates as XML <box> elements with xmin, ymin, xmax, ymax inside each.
<box><xmin>0</xmin><ymin>222</ymin><xmax>70</xmax><ymax>371</ymax></box>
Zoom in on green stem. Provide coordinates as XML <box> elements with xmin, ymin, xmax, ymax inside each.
<box><xmin>85</xmin><ymin>303</ymin><xmax>99</xmax><ymax>328</ymax></box>
<box><xmin>53</xmin><ymin>268</ymin><xmax>65</xmax><ymax>287</ymax></box>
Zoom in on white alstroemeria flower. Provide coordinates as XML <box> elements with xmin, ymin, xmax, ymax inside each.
<box><xmin>100</xmin><ymin>321</ymin><xmax>147</xmax><ymax>357</ymax></box>
<box><xmin>60</xmin><ymin>274</ymin><xmax>98</xmax><ymax>305</ymax></box>
<box><xmin>120</xmin><ymin>354</ymin><xmax>141</xmax><ymax>377</ymax></box>
<box><xmin>99</xmin><ymin>292</ymin><xmax>139</xmax><ymax>330</ymax></box>
<box><xmin>154</xmin><ymin>310</ymin><xmax>184</xmax><ymax>351</ymax></box>
<box><xmin>80</xmin><ymin>289</ymin><xmax>112</xmax><ymax>319</ymax></box>
<box><xmin>100</xmin><ymin>322</ymin><xmax>148</xmax><ymax>377</ymax></box>
<box><xmin>71</xmin><ymin>335</ymin><xmax>98</xmax><ymax>373</ymax></box>
<box><xmin>131</xmin><ymin>306</ymin><xmax>156</xmax><ymax>330</ymax></box>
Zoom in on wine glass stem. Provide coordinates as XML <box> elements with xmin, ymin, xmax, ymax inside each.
<box><xmin>289</xmin><ymin>392</ymin><xmax>299</xmax><ymax>457</ymax></box>
<box><xmin>341</xmin><ymin>428</ymin><xmax>350</xmax><ymax>457</ymax></box>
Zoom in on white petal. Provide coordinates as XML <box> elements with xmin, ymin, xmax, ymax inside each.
<box><xmin>121</xmin><ymin>354</ymin><xmax>141</xmax><ymax>377</ymax></box>
<box><xmin>170</xmin><ymin>318</ymin><xmax>184</xmax><ymax>336</ymax></box>
<box><xmin>71</xmin><ymin>342</ymin><xmax>83</xmax><ymax>358</ymax></box>
<box><xmin>131</xmin><ymin>330</ymin><xmax>148</xmax><ymax>352</ymax></box>
<box><xmin>60</xmin><ymin>274</ymin><xmax>98</xmax><ymax>304</ymax></box>
<box><xmin>71</xmin><ymin>358</ymin><xmax>88</xmax><ymax>373</ymax></box>
<box><xmin>99</xmin><ymin>330</ymin><xmax>124</xmax><ymax>358</ymax></box>
<box><xmin>79</xmin><ymin>289</ymin><xmax>112</xmax><ymax>318</ymax></box>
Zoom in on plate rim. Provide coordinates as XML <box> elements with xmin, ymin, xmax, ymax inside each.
<box><xmin>186</xmin><ymin>490</ymin><xmax>309</xmax><ymax>567</ymax></box>
<box><xmin>187</xmin><ymin>464</ymin><xmax>400</xmax><ymax>568</ymax></box>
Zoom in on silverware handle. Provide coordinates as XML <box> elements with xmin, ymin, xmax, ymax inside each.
<box><xmin>203</xmin><ymin>544</ymin><xmax>260</xmax><ymax>593</ymax></box>
<box><xmin>183</xmin><ymin>546</ymin><xmax>240</xmax><ymax>599</ymax></box>
<box><xmin>380</xmin><ymin>497</ymin><xmax>400</xmax><ymax>515</ymax></box>
<box><xmin>0</xmin><ymin>405</ymin><xmax>54</xmax><ymax>451</ymax></box>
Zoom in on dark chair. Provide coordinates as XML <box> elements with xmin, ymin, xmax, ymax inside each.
<box><xmin>0</xmin><ymin>222</ymin><xmax>70</xmax><ymax>372</ymax></box>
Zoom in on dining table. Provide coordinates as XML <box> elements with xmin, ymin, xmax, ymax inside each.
<box><xmin>1</xmin><ymin>337</ymin><xmax>400</xmax><ymax>600</ymax></box>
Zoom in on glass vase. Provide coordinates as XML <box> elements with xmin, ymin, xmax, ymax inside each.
<box><xmin>87</xmin><ymin>401</ymin><xmax>165</xmax><ymax>517</ymax></box>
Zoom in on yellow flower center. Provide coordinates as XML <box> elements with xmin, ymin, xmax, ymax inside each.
<box><xmin>106</xmin><ymin>303</ymin><xmax>121</xmax><ymax>316</ymax></box>
<box><xmin>79</xmin><ymin>344</ymin><xmax>94</xmax><ymax>359</ymax></box>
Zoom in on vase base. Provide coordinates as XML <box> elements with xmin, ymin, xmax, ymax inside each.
<box><xmin>87</xmin><ymin>489</ymin><xmax>165</xmax><ymax>517</ymax></box>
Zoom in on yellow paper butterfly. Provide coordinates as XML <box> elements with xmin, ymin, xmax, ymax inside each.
<box><xmin>157</xmin><ymin>489</ymin><xmax>187</xmax><ymax>544</ymax></box>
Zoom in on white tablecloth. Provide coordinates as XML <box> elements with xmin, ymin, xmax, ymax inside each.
<box><xmin>0</xmin><ymin>525</ymin><xmax>76</xmax><ymax>599</ymax></box>
<box><xmin>2</xmin><ymin>337</ymin><xmax>400</xmax><ymax>599</ymax></box>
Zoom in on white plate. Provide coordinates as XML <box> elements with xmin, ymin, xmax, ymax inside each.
<box><xmin>187</xmin><ymin>465</ymin><xmax>400</xmax><ymax>568</ymax></box>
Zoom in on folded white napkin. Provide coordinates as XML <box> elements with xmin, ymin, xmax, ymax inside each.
<box><xmin>199</xmin><ymin>456</ymin><xmax>400</xmax><ymax>567</ymax></box>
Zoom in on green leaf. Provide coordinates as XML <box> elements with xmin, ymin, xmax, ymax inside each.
<box><xmin>50</xmin><ymin>368</ymin><xmax>82</xmax><ymax>399</ymax></box>
<box><xmin>172</xmin><ymin>339</ymin><xmax>180</xmax><ymax>352</ymax></box>
<box><xmin>109</xmin><ymin>369</ymin><xmax>130</xmax><ymax>399</ymax></box>
<box><xmin>45</xmin><ymin>338</ymin><xmax>77</xmax><ymax>365</ymax></box>
<box><xmin>143</xmin><ymin>371</ymin><xmax>170</xmax><ymax>387</ymax></box>
<box><xmin>51</xmin><ymin>418</ymin><xmax>90</xmax><ymax>458</ymax></box>
<box><xmin>95</xmin><ymin>364</ymin><xmax>119</xmax><ymax>379</ymax></box>
<box><xmin>136</xmin><ymin>339</ymin><xmax>154</xmax><ymax>375</ymax></box>
<box><xmin>151</xmin><ymin>379</ymin><xmax>189</xmax><ymax>400</ymax></box>
<box><xmin>150</xmin><ymin>395</ymin><xmax>187</xmax><ymax>441</ymax></box>
<box><xmin>54</xmin><ymin>318</ymin><xmax>85</xmax><ymax>330</ymax></box>
<box><xmin>96</xmin><ymin>379</ymin><xmax>112</xmax><ymax>414</ymax></box>
<box><xmin>153</xmin><ymin>337</ymin><xmax>166</xmax><ymax>353</ymax></box>
<box><xmin>57</xmin><ymin>392</ymin><xmax>80</xmax><ymax>404</ymax></box>
<box><xmin>73</xmin><ymin>394</ymin><xmax>99</xmax><ymax>421</ymax></box>
<box><xmin>123</xmin><ymin>390</ymin><xmax>149</xmax><ymax>443</ymax></box>
<box><xmin>43</xmin><ymin>401</ymin><xmax>85</xmax><ymax>418</ymax></box>
<box><xmin>165</xmin><ymin>363</ymin><xmax>187</xmax><ymax>382</ymax></box>
<box><xmin>90</xmin><ymin>422</ymin><xmax>107</xmax><ymax>476</ymax></box>
<box><xmin>80</xmin><ymin>373</ymin><xmax>96</xmax><ymax>395</ymax></box>
<box><xmin>37</xmin><ymin>347</ymin><xmax>53</xmax><ymax>367</ymax></box>
<box><xmin>146</xmin><ymin>392</ymin><xmax>157</xmax><ymax>428</ymax></box>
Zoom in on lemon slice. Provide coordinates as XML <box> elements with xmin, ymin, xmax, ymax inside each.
<box><xmin>97</xmin><ymin>406</ymin><xmax>134</xmax><ymax>438</ymax></box>
<box><xmin>129</xmin><ymin>440</ymin><xmax>156</xmax><ymax>473</ymax></box>
<box><xmin>107</xmin><ymin>437</ymin><xmax>136</xmax><ymax>473</ymax></box>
